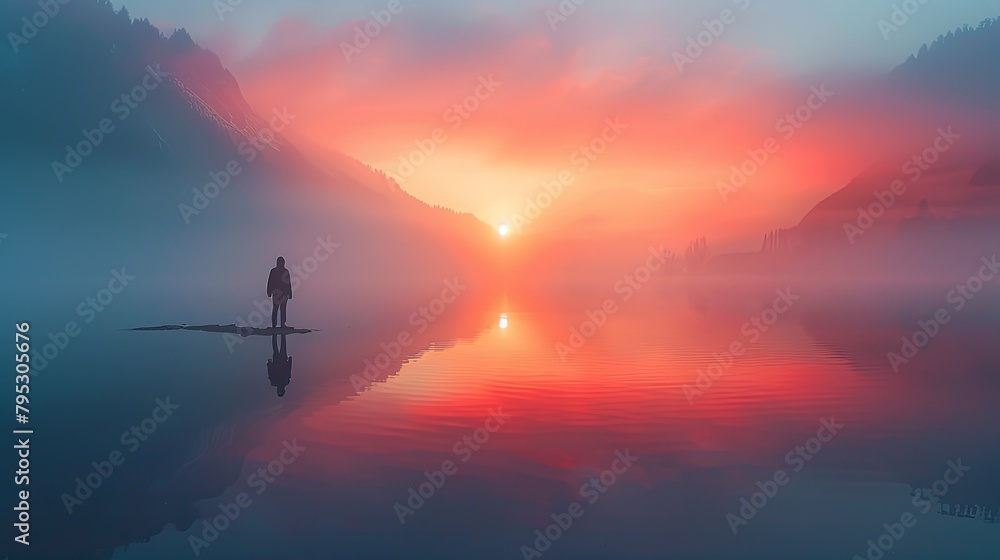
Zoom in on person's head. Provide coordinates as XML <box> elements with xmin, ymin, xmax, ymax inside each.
<box><xmin>277</xmin><ymin>388</ymin><xmax>286</xmax><ymax>397</ymax></box>
<box><xmin>276</xmin><ymin>256</ymin><xmax>285</xmax><ymax>268</ymax></box>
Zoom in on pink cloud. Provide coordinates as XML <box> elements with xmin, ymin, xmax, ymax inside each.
<box><xmin>197</xmin><ymin>11</ymin><xmax>991</xmax><ymax>246</ymax></box>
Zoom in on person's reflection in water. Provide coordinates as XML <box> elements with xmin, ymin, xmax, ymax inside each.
<box><xmin>267</xmin><ymin>334</ymin><xmax>292</xmax><ymax>397</ymax></box>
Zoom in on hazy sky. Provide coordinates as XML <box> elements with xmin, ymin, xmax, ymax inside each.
<box><xmin>112</xmin><ymin>0</ymin><xmax>999</xmax><ymax>245</ymax></box>
<box><xmin>116</xmin><ymin>0</ymin><xmax>998</xmax><ymax>71</ymax></box>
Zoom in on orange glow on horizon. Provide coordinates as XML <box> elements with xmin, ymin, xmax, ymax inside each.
<box><xmin>211</xmin><ymin>14</ymin><xmax>998</xmax><ymax>249</ymax></box>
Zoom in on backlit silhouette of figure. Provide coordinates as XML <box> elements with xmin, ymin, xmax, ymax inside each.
<box><xmin>266</xmin><ymin>256</ymin><xmax>292</xmax><ymax>328</ymax></box>
<box><xmin>267</xmin><ymin>334</ymin><xmax>292</xmax><ymax>397</ymax></box>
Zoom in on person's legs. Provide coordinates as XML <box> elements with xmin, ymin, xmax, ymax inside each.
<box><xmin>271</xmin><ymin>296</ymin><xmax>279</xmax><ymax>328</ymax></box>
<box><xmin>279</xmin><ymin>299</ymin><xmax>288</xmax><ymax>327</ymax></box>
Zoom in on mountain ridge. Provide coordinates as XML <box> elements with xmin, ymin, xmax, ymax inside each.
<box><xmin>1</xmin><ymin>0</ymin><xmax>501</xmax><ymax>305</ymax></box>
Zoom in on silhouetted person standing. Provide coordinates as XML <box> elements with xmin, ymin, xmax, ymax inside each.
<box><xmin>267</xmin><ymin>334</ymin><xmax>292</xmax><ymax>397</ymax></box>
<box><xmin>266</xmin><ymin>256</ymin><xmax>292</xmax><ymax>328</ymax></box>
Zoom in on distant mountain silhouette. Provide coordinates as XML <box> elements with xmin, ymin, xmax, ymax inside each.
<box><xmin>969</xmin><ymin>157</ymin><xmax>1000</xmax><ymax>186</ymax></box>
<box><xmin>891</xmin><ymin>17</ymin><xmax>1000</xmax><ymax>109</ymax></box>
<box><xmin>1</xmin><ymin>0</ymin><xmax>500</xmax><ymax>306</ymax></box>
<box><xmin>507</xmin><ymin>17</ymin><xmax>1000</xmax><ymax>285</ymax></box>
<box><xmin>708</xmin><ymin>18</ymin><xmax>1000</xmax><ymax>276</ymax></box>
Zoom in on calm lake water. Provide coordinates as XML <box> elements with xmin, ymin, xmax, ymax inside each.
<box><xmin>18</xmin><ymin>279</ymin><xmax>1000</xmax><ymax>560</ymax></box>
